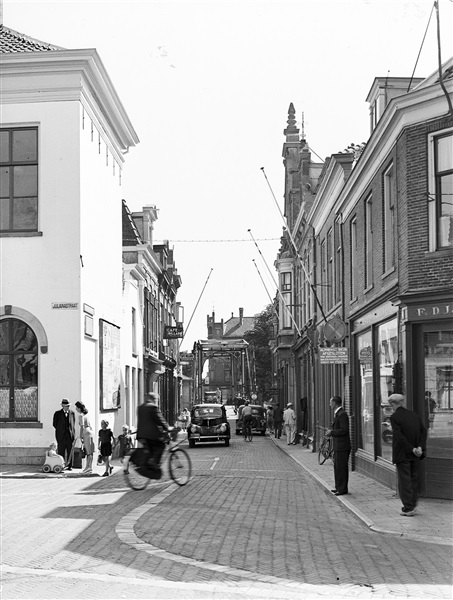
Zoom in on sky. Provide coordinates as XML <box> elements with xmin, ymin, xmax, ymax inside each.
<box><xmin>3</xmin><ymin>0</ymin><xmax>453</xmax><ymax>351</ymax></box>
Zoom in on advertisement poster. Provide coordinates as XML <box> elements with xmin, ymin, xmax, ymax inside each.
<box><xmin>99</xmin><ymin>320</ymin><xmax>121</xmax><ymax>410</ymax></box>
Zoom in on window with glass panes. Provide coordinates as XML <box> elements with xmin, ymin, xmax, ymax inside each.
<box><xmin>0</xmin><ymin>128</ymin><xmax>38</xmax><ymax>232</ymax></box>
<box><xmin>0</xmin><ymin>319</ymin><xmax>38</xmax><ymax>421</ymax></box>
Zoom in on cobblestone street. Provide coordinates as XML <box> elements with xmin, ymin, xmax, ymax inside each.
<box><xmin>2</xmin><ymin>435</ymin><xmax>452</xmax><ymax>599</ymax></box>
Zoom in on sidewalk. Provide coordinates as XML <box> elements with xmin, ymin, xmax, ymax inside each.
<box><xmin>270</xmin><ymin>435</ymin><xmax>453</xmax><ymax>546</ymax></box>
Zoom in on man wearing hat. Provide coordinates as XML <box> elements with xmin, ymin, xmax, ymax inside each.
<box><xmin>388</xmin><ymin>394</ymin><xmax>427</xmax><ymax>516</ymax></box>
<box><xmin>53</xmin><ymin>399</ymin><xmax>76</xmax><ymax>470</ymax></box>
<box><xmin>283</xmin><ymin>402</ymin><xmax>296</xmax><ymax>445</ymax></box>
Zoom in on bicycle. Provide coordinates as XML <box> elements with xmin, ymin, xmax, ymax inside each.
<box><xmin>124</xmin><ymin>428</ymin><xmax>192</xmax><ymax>490</ymax></box>
<box><xmin>318</xmin><ymin>435</ymin><xmax>334</xmax><ymax>465</ymax></box>
<box><xmin>243</xmin><ymin>418</ymin><xmax>253</xmax><ymax>442</ymax></box>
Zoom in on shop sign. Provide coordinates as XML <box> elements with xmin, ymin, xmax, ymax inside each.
<box><xmin>319</xmin><ymin>347</ymin><xmax>348</xmax><ymax>364</ymax></box>
<box><xmin>407</xmin><ymin>303</ymin><xmax>452</xmax><ymax>321</ymax></box>
<box><xmin>359</xmin><ymin>346</ymin><xmax>373</xmax><ymax>363</ymax></box>
<box><xmin>164</xmin><ymin>325</ymin><xmax>184</xmax><ymax>339</ymax></box>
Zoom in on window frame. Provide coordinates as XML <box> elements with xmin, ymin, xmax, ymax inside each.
<box><xmin>0</xmin><ymin>127</ymin><xmax>39</xmax><ymax>233</ymax></box>
<box><xmin>428</xmin><ymin>128</ymin><xmax>453</xmax><ymax>251</ymax></box>
<box><xmin>382</xmin><ymin>163</ymin><xmax>395</xmax><ymax>273</ymax></box>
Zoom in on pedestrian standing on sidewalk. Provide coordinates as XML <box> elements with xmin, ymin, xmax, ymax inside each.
<box><xmin>75</xmin><ymin>401</ymin><xmax>95</xmax><ymax>474</ymax></box>
<box><xmin>98</xmin><ymin>420</ymin><xmax>115</xmax><ymax>477</ymax></box>
<box><xmin>266</xmin><ymin>405</ymin><xmax>274</xmax><ymax>433</ymax></box>
<box><xmin>388</xmin><ymin>393</ymin><xmax>427</xmax><ymax>517</ymax></box>
<box><xmin>283</xmin><ymin>403</ymin><xmax>296</xmax><ymax>445</ymax></box>
<box><xmin>52</xmin><ymin>399</ymin><xmax>76</xmax><ymax>471</ymax></box>
<box><xmin>326</xmin><ymin>396</ymin><xmax>351</xmax><ymax>496</ymax></box>
<box><xmin>273</xmin><ymin>404</ymin><xmax>283</xmax><ymax>439</ymax></box>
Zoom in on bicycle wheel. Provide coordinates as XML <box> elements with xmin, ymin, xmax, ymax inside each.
<box><xmin>124</xmin><ymin>457</ymin><xmax>150</xmax><ymax>491</ymax></box>
<box><xmin>318</xmin><ymin>440</ymin><xmax>329</xmax><ymax>465</ymax></box>
<box><xmin>169</xmin><ymin>448</ymin><xmax>191</xmax><ymax>486</ymax></box>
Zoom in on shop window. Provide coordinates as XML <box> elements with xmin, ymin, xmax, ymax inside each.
<box><xmin>424</xmin><ymin>329</ymin><xmax>453</xmax><ymax>459</ymax></box>
<box><xmin>377</xmin><ymin>318</ymin><xmax>398</xmax><ymax>462</ymax></box>
<box><xmin>428</xmin><ymin>130</ymin><xmax>453</xmax><ymax>251</ymax></box>
<box><xmin>0</xmin><ymin>318</ymin><xmax>38</xmax><ymax>421</ymax></box>
<box><xmin>0</xmin><ymin>128</ymin><xmax>38</xmax><ymax>232</ymax></box>
<box><xmin>357</xmin><ymin>330</ymin><xmax>373</xmax><ymax>454</ymax></box>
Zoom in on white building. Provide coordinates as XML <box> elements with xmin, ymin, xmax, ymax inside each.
<box><xmin>0</xmin><ymin>25</ymin><xmax>139</xmax><ymax>464</ymax></box>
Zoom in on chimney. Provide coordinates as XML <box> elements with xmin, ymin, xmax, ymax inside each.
<box><xmin>239</xmin><ymin>307</ymin><xmax>244</xmax><ymax>325</ymax></box>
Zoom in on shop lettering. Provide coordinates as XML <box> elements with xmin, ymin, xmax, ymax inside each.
<box><xmin>408</xmin><ymin>304</ymin><xmax>453</xmax><ymax>320</ymax></box>
<box><xmin>415</xmin><ymin>305</ymin><xmax>451</xmax><ymax>317</ymax></box>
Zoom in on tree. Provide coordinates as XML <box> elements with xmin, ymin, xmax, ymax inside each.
<box><xmin>243</xmin><ymin>304</ymin><xmax>275</xmax><ymax>402</ymax></box>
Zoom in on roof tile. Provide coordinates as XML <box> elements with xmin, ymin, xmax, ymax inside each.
<box><xmin>0</xmin><ymin>24</ymin><xmax>63</xmax><ymax>53</ymax></box>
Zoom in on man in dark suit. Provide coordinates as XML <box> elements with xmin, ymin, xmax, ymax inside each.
<box><xmin>388</xmin><ymin>393</ymin><xmax>427</xmax><ymax>516</ymax></box>
<box><xmin>53</xmin><ymin>398</ymin><xmax>76</xmax><ymax>470</ymax></box>
<box><xmin>136</xmin><ymin>392</ymin><xmax>170</xmax><ymax>467</ymax></box>
<box><xmin>326</xmin><ymin>396</ymin><xmax>351</xmax><ymax>496</ymax></box>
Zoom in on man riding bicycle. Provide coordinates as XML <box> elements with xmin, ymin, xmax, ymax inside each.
<box><xmin>136</xmin><ymin>392</ymin><xmax>170</xmax><ymax>472</ymax></box>
<box><xmin>242</xmin><ymin>401</ymin><xmax>254</xmax><ymax>437</ymax></box>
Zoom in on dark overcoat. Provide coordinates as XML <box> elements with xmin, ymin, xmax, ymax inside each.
<box><xmin>136</xmin><ymin>403</ymin><xmax>169</xmax><ymax>441</ymax></box>
<box><xmin>390</xmin><ymin>406</ymin><xmax>427</xmax><ymax>464</ymax></box>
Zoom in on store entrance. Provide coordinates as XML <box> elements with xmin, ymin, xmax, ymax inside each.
<box><xmin>413</xmin><ymin>323</ymin><xmax>453</xmax><ymax>499</ymax></box>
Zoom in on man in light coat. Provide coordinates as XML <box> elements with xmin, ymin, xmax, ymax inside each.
<box><xmin>283</xmin><ymin>403</ymin><xmax>297</xmax><ymax>445</ymax></box>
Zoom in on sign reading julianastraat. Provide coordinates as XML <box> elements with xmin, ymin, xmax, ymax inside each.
<box><xmin>52</xmin><ymin>302</ymin><xmax>78</xmax><ymax>309</ymax></box>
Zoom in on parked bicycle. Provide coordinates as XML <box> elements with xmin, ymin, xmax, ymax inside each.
<box><xmin>318</xmin><ymin>435</ymin><xmax>334</xmax><ymax>465</ymax></box>
<box><xmin>124</xmin><ymin>428</ymin><xmax>192</xmax><ymax>490</ymax></box>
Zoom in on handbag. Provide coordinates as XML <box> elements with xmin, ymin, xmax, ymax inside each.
<box><xmin>97</xmin><ymin>453</ymin><xmax>104</xmax><ymax>465</ymax></box>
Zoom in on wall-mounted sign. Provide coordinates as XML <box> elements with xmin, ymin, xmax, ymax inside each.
<box><xmin>52</xmin><ymin>302</ymin><xmax>78</xmax><ymax>310</ymax></box>
<box><xmin>164</xmin><ymin>325</ymin><xmax>184</xmax><ymax>339</ymax></box>
<box><xmin>319</xmin><ymin>347</ymin><xmax>348</xmax><ymax>364</ymax></box>
<box><xmin>407</xmin><ymin>303</ymin><xmax>452</xmax><ymax>321</ymax></box>
<box><xmin>99</xmin><ymin>319</ymin><xmax>120</xmax><ymax>411</ymax></box>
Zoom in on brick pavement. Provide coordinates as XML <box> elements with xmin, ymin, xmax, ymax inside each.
<box><xmin>1</xmin><ymin>435</ymin><xmax>452</xmax><ymax>599</ymax></box>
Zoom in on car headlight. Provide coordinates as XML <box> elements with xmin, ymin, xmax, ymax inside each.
<box><xmin>218</xmin><ymin>424</ymin><xmax>227</xmax><ymax>433</ymax></box>
<box><xmin>190</xmin><ymin>425</ymin><xmax>200</xmax><ymax>433</ymax></box>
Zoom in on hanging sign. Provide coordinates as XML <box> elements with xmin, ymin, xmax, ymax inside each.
<box><xmin>164</xmin><ymin>325</ymin><xmax>184</xmax><ymax>339</ymax></box>
<box><xmin>319</xmin><ymin>347</ymin><xmax>348</xmax><ymax>364</ymax></box>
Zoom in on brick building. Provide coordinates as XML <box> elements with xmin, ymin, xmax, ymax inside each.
<box><xmin>274</xmin><ymin>60</ymin><xmax>453</xmax><ymax>499</ymax></box>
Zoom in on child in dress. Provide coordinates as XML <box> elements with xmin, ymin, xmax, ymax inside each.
<box><xmin>115</xmin><ymin>425</ymin><xmax>133</xmax><ymax>474</ymax></box>
<box><xmin>98</xmin><ymin>420</ymin><xmax>115</xmax><ymax>476</ymax></box>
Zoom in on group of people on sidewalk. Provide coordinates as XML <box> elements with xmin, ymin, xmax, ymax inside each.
<box><xmin>51</xmin><ymin>399</ymin><xmax>133</xmax><ymax>476</ymax></box>
<box><xmin>267</xmin><ymin>393</ymin><xmax>427</xmax><ymax>516</ymax></box>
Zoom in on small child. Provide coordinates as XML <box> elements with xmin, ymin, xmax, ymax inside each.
<box><xmin>47</xmin><ymin>441</ymin><xmax>60</xmax><ymax>457</ymax></box>
<box><xmin>98</xmin><ymin>420</ymin><xmax>114</xmax><ymax>477</ymax></box>
<box><xmin>115</xmin><ymin>425</ymin><xmax>133</xmax><ymax>474</ymax></box>
<box><xmin>43</xmin><ymin>442</ymin><xmax>65</xmax><ymax>472</ymax></box>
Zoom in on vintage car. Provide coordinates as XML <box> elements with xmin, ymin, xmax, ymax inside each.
<box><xmin>235</xmin><ymin>404</ymin><xmax>267</xmax><ymax>436</ymax></box>
<box><xmin>188</xmin><ymin>403</ymin><xmax>231</xmax><ymax>447</ymax></box>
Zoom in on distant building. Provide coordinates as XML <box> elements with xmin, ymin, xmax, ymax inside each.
<box><xmin>206</xmin><ymin>308</ymin><xmax>255</xmax><ymax>403</ymax></box>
